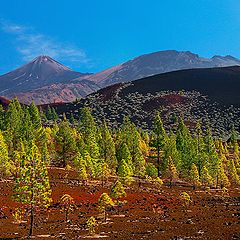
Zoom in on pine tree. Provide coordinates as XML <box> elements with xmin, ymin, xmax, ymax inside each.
<box><xmin>11</xmin><ymin>140</ymin><xmax>26</xmax><ymax>178</ymax></box>
<box><xmin>59</xmin><ymin>194</ymin><xmax>75</xmax><ymax>222</ymax></box>
<box><xmin>96</xmin><ymin>162</ymin><xmax>111</xmax><ymax>186</ymax></box>
<box><xmin>120</xmin><ymin>119</ymin><xmax>145</xmax><ymax>174</ymax></box>
<box><xmin>228</xmin><ymin>159</ymin><xmax>240</xmax><ymax>185</ymax></box>
<box><xmin>69</xmin><ymin>113</ymin><xmax>76</xmax><ymax>125</ymax></box>
<box><xmin>119</xmin><ymin>116</ymin><xmax>133</xmax><ymax>148</ymax></box>
<box><xmin>21</xmin><ymin>107</ymin><xmax>35</xmax><ymax>143</ymax></box>
<box><xmin>131</xmin><ymin>128</ymin><xmax>146</xmax><ymax>177</ymax></box>
<box><xmin>176</xmin><ymin>117</ymin><xmax>196</xmax><ymax>175</ymax></box>
<box><xmin>201</xmin><ymin>166</ymin><xmax>213</xmax><ymax>186</ymax></box>
<box><xmin>234</xmin><ymin>153</ymin><xmax>240</xmax><ymax>174</ymax></box>
<box><xmin>79</xmin><ymin>107</ymin><xmax>100</xmax><ymax>161</ymax></box>
<box><xmin>28</xmin><ymin>102</ymin><xmax>42</xmax><ymax>132</ymax></box>
<box><xmin>163</xmin><ymin>131</ymin><xmax>181</xmax><ymax>173</ymax></box>
<box><xmin>82</xmin><ymin>150</ymin><xmax>95</xmax><ymax>178</ymax></box>
<box><xmin>0</xmin><ymin>130</ymin><xmax>11</xmax><ymax>178</ymax></box>
<box><xmin>86</xmin><ymin>216</ymin><xmax>97</xmax><ymax>235</ymax></box>
<box><xmin>6</xmin><ymin>98</ymin><xmax>24</xmax><ymax>150</ymax></box>
<box><xmin>79</xmin><ymin>107</ymin><xmax>97</xmax><ymax>138</ymax></box>
<box><xmin>99</xmin><ymin>120</ymin><xmax>117</xmax><ymax>171</ymax></box>
<box><xmin>230</xmin><ymin>126</ymin><xmax>240</xmax><ymax>158</ymax></box>
<box><xmin>165</xmin><ymin>156</ymin><xmax>178</xmax><ymax>187</ymax></box>
<box><xmin>145</xmin><ymin>163</ymin><xmax>158</xmax><ymax>178</ymax></box>
<box><xmin>153</xmin><ymin>177</ymin><xmax>164</xmax><ymax>189</ymax></box>
<box><xmin>195</xmin><ymin>121</ymin><xmax>205</xmax><ymax>175</ymax></box>
<box><xmin>204</xmin><ymin>124</ymin><xmax>220</xmax><ymax>182</ymax></box>
<box><xmin>218</xmin><ymin>141</ymin><xmax>225</xmax><ymax>155</ymax></box>
<box><xmin>110</xmin><ymin>180</ymin><xmax>126</xmax><ymax>214</ymax></box>
<box><xmin>133</xmin><ymin>148</ymin><xmax>146</xmax><ymax>177</ymax></box>
<box><xmin>180</xmin><ymin>192</ymin><xmax>192</xmax><ymax>210</ymax></box>
<box><xmin>74</xmin><ymin>152</ymin><xmax>87</xmax><ymax>184</ymax></box>
<box><xmin>229</xmin><ymin>125</ymin><xmax>238</xmax><ymax>145</ymax></box>
<box><xmin>117</xmin><ymin>143</ymin><xmax>133</xmax><ymax>175</ymax></box>
<box><xmin>218</xmin><ymin>161</ymin><xmax>230</xmax><ymax>188</ymax></box>
<box><xmin>51</xmin><ymin>107</ymin><xmax>59</xmax><ymax>121</ymax></box>
<box><xmin>46</xmin><ymin>106</ymin><xmax>52</xmax><ymax>120</ymax></box>
<box><xmin>189</xmin><ymin>163</ymin><xmax>201</xmax><ymax>189</ymax></box>
<box><xmin>117</xmin><ymin>159</ymin><xmax>132</xmax><ymax>184</ymax></box>
<box><xmin>55</xmin><ymin>119</ymin><xmax>77</xmax><ymax>167</ymax></box>
<box><xmin>46</xmin><ymin>106</ymin><xmax>58</xmax><ymax>121</ymax></box>
<box><xmin>13</xmin><ymin>143</ymin><xmax>52</xmax><ymax>236</ymax></box>
<box><xmin>98</xmin><ymin>193</ymin><xmax>114</xmax><ymax>222</ymax></box>
<box><xmin>151</xmin><ymin>112</ymin><xmax>166</xmax><ymax>176</ymax></box>
<box><xmin>38</xmin><ymin>128</ymin><xmax>51</xmax><ymax>164</ymax></box>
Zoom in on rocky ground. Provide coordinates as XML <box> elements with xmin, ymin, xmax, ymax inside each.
<box><xmin>0</xmin><ymin>168</ymin><xmax>239</xmax><ymax>239</ymax></box>
<box><xmin>53</xmin><ymin>87</ymin><xmax>240</xmax><ymax>138</ymax></box>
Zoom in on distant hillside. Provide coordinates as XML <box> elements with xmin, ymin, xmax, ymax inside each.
<box><xmin>83</xmin><ymin>50</ymin><xmax>240</xmax><ymax>87</ymax></box>
<box><xmin>1</xmin><ymin>50</ymin><xmax>240</xmax><ymax>105</ymax></box>
<box><xmin>53</xmin><ymin>66</ymin><xmax>240</xmax><ymax>136</ymax></box>
<box><xmin>0</xmin><ymin>56</ymin><xmax>99</xmax><ymax>104</ymax></box>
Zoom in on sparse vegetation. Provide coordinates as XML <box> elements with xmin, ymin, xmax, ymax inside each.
<box><xmin>0</xmin><ymin>98</ymin><xmax>239</xmax><ymax>238</ymax></box>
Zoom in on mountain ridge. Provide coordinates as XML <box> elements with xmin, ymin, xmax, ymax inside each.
<box><xmin>83</xmin><ymin>50</ymin><xmax>240</xmax><ymax>87</ymax></box>
<box><xmin>1</xmin><ymin>50</ymin><xmax>240</xmax><ymax>104</ymax></box>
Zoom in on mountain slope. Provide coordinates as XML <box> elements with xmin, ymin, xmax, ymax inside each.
<box><xmin>15</xmin><ymin>79</ymin><xmax>99</xmax><ymax>105</ymax></box>
<box><xmin>53</xmin><ymin>66</ymin><xmax>240</xmax><ymax>136</ymax></box>
<box><xmin>0</xmin><ymin>56</ymin><xmax>99</xmax><ymax>104</ymax></box>
<box><xmin>84</xmin><ymin>50</ymin><xmax>240</xmax><ymax>87</ymax></box>
<box><xmin>2</xmin><ymin>50</ymin><xmax>240</xmax><ymax>105</ymax></box>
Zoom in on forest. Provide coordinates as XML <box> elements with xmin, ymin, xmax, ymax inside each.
<box><xmin>0</xmin><ymin>98</ymin><xmax>239</xmax><ymax>238</ymax></box>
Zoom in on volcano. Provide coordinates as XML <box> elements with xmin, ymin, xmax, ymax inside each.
<box><xmin>0</xmin><ymin>56</ymin><xmax>99</xmax><ymax>104</ymax></box>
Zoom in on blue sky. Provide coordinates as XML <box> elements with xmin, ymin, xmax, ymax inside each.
<box><xmin>0</xmin><ymin>0</ymin><xmax>239</xmax><ymax>74</ymax></box>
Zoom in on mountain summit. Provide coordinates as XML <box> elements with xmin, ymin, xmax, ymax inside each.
<box><xmin>0</xmin><ymin>56</ymin><xmax>99</xmax><ymax>104</ymax></box>
<box><xmin>84</xmin><ymin>50</ymin><xmax>240</xmax><ymax>87</ymax></box>
<box><xmin>0</xmin><ymin>55</ymin><xmax>89</xmax><ymax>94</ymax></box>
<box><xmin>1</xmin><ymin>50</ymin><xmax>240</xmax><ymax>104</ymax></box>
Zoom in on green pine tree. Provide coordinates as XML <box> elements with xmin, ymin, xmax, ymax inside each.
<box><xmin>151</xmin><ymin>112</ymin><xmax>167</xmax><ymax>176</ymax></box>
<box><xmin>74</xmin><ymin>152</ymin><xmax>88</xmax><ymax>184</ymax></box>
<box><xmin>55</xmin><ymin>119</ymin><xmax>77</xmax><ymax>167</ymax></box>
<box><xmin>13</xmin><ymin>143</ymin><xmax>52</xmax><ymax>236</ymax></box>
<box><xmin>98</xmin><ymin>193</ymin><xmax>114</xmax><ymax>222</ymax></box>
<box><xmin>166</xmin><ymin>156</ymin><xmax>178</xmax><ymax>187</ymax></box>
<box><xmin>189</xmin><ymin>163</ymin><xmax>201</xmax><ymax>189</ymax></box>
<box><xmin>110</xmin><ymin>180</ymin><xmax>126</xmax><ymax>215</ymax></box>
<box><xmin>228</xmin><ymin>158</ymin><xmax>240</xmax><ymax>185</ymax></box>
<box><xmin>0</xmin><ymin>130</ymin><xmax>11</xmax><ymax>178</ymax></box>
<box><xmin>99</xmin><ymin>120</ymin><xmax>117</xmax><ymax>171</ymax></box>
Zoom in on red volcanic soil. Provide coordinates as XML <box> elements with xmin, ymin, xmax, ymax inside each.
<box><xmin>98</xmin><ymin>83</ymin><xmax>124</xmax><ymax>102</ymax></box>
<box><xmin>143</xmin><ymin>94</ymin><xmax>188</xmax><ymax>112</ymax></box>
<box><xmin>0</xmin><ymin>167</ymin><xmax>239</xmax><ymax>239</ymax></box>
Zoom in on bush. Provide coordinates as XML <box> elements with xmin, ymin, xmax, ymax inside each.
<box><xmin>86</xmin><ymin>216</ymin><xmax>96</xmax><ymax>235</ymax></box>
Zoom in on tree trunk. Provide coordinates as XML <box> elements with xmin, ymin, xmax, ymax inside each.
<box><xmin>104</xmin><ymin>209</ymin><xmax>106</xmax><ymax>222</ymax></box>
<box><xmin>29</xmin><ymin>207</ymin><xmax>34</xmax><ymax>237</ymax></box>
<box><xmin>117</xmin><ymin>200</ymin><xmax>120</xmax><ymax>215</ymax></box>
<box><xmin>65</xmin><ymin>209</ymin><xmax>68</xmax><ymax>222</ymax></box>
<box><xmin>157</xmin><ymin>147</ymin><xmax>160</xmax><ymax>177</ymax></box>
